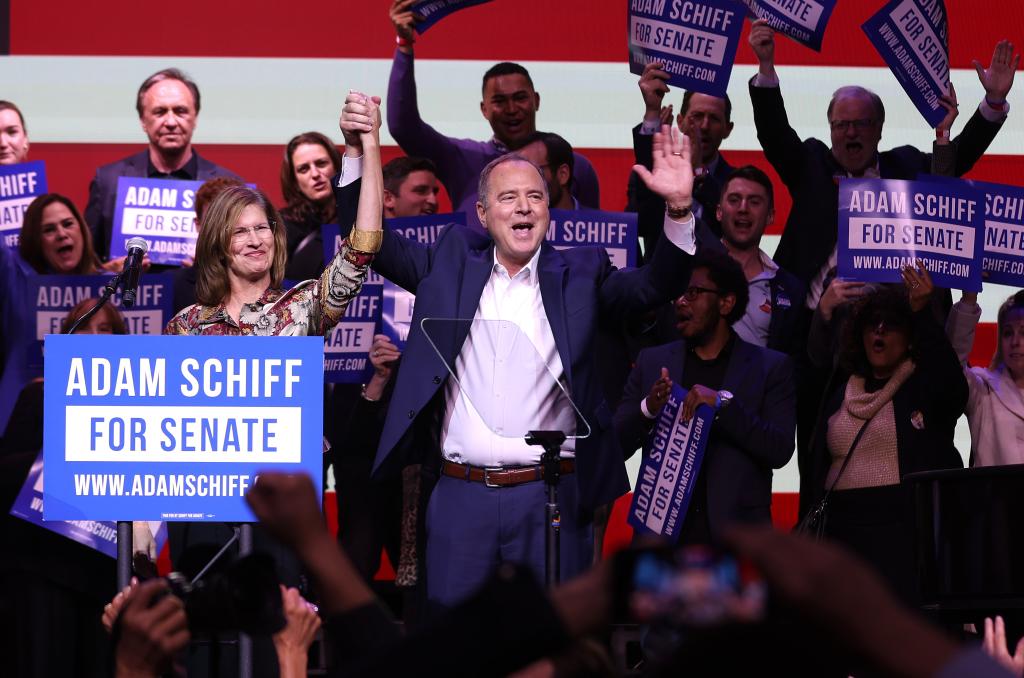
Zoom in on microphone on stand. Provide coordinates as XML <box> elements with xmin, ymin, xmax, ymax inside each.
<box><xmin>120</xmin><ymin>237</ymin><xmax>150</xmax><ymax>308</ymax></box>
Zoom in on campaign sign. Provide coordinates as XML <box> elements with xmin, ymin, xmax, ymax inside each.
<box><xmin>837</xmin><ymin>178</ymin><xmax>984</xmax><ymax>291</ymax></box>
<box><xmin>321</xmin><ymin>223</ymin><xmax>382</xmax><ymax>383</ymax></box>
<box><xmin>42</xmin><ymin>335</ymin><xmax>324</xmax><ymax>521</ymax></box>
<box><xmin>548</xmin><ymin>209</ymin><xmax>638</xmax><ymax>269</ymax></box>
<box><xmin>955</xmin><ymin>179</ymin><xmax>1024</xmax><ymax>287</ymax></box>
<box><xmin>381</xmin><ymin>213</ymin><xmax>466</xmax><ymax>349</ymax></box>
<box><xmin>863</xmin><ymin>0</ymin><xmax>950</xmax><ymax>127</ymax></box>
<box><xmin>412</xmin><ymin>0</ymin><xmax>493</xmax><ymax>33</ymax></box>
<box><xmin>0</xmin><ymin>160</ymin><xmax>48</xmax><ymax>249</ymax></box>
<box><xmin>629</xmin><ymin>383</ymin><xmax>714</xmax><ymax>541</ymax></box>
<box><xmin>112</xmin><ymin>177</ymin><xmax>202</xmax><ymax>265</ymax></box>
<box><xmin>26</xmin><ymin>273</ymin><xmax>174</xmax><ymax>370</ymax></box>
<box><xmin>10</xmin><ymin>452</ymin><xmax>168</xmax><ymax>557</ymax></box>
<box><xmin>628</xmin><ymin>0</ymin><xmax>746</xmax><ymax>98</ymax></box>
<box><xmin>739</xmin><ymin>0</ymin><xmax>837</xmax><ymax>51</ymax></box>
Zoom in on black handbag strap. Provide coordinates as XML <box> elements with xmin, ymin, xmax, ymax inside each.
<box><xmin>821</xmin><ymin>418</ymin><xmax>872</xmax><ymax>502</ymax></box>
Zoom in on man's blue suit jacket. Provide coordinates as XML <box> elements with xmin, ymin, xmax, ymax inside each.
<box><xmin>335</xmin><ymin>178</ymin><xmax>693</xmax><ymax>510</ymax></box>
<box><xmin>613</xmin><ymin>337</ymin><xmax>796</xmax><ymax>536</ymax></box>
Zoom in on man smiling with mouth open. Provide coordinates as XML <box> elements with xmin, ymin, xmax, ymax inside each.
<box><xmin>338</xmin><ymin>87</ymin><xmax>705</xmax><ymax>611</ymax></box>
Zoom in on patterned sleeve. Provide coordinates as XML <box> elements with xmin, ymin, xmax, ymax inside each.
<box><xmin>163</xmin><ymin>305</ymin><xmax>198</xmax><ymax>335</ymax></box>
<box><xmin>306</xmin><ymin>239</ymin><xmax>373</xmax><ymax>336</ymax></box>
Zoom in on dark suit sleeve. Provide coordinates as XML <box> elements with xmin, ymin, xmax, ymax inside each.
<box><xmin>714</xmin><ymin>352</ymin><xmax>796</xmax><ymax>470</ymax></box>
<box><xmin>950</xmin><ymin>108</ymin><xmax>1004</xmax><ymax>177</ymax></box>
<box><xmin>597</xmin><ymin>219</ymin><xmax>695</xmax><ymax>316</ymax></box>
<box><xmin>613</xmin><ymin>350</ymin><xmax>655</xmax><ymax>459</ymax></box>
<box><xmin>912</xmin><ymin>309</ymin><xmax>968</xmax><ymax>425</ymax></box>
<box><xmin>84</xmin><ymin>170</ymin><xmax>106</xmax><ymax>259</ymax></box>
<box><xmin>749</xmin><ymin>81</ymin><xmax>808</xmax><ymax>189</ymax></box>
<box><xmin>332</xmin><ymin>174</ymin><xmax>431</xmax><ymax>294</ymax></box>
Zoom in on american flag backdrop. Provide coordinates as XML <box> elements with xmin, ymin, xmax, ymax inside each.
<box><xmin>4</xmin><ymin>0</ymin><xmax>1023</xmax><ymax>529</ymax></box>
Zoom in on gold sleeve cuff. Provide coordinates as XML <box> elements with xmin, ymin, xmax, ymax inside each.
<box><xmin>349</xmin><ymin>228</ymin><xmax>383</xmax><ymax>254</ymax></box>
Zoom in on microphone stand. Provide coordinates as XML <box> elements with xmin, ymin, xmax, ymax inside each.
<box><xmin>64</xmin><ymin>271</ymin><xmax>126</xmax><ymax>335</ymax></box>
<box><xmin>525</xmin><ymin>430</ymin><xmax>567</xmax><ymax>588</ymax></box>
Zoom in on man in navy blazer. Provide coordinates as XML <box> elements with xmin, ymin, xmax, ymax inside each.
<box><xmin>337</xmin><ymin>91</ymin><xmax>699</xmax><ymax>609</ymax></box>
<box><xmin>614</xmin><ymin>249</ymin><xmax>796</xmax><ymax>542</ymax></box>
<box><xmin>84</xmin><ymin>68</ymin><xmax>240</xmax><ymax>261</ymax></box>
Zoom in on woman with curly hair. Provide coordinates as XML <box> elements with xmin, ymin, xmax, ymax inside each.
<box><xmin>806</xmin><ymin>261</ymin><xmax>967</xmax><ymax>603</ymax></box>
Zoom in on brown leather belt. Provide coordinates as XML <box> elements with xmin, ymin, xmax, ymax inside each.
<box><xmin>441</xmin><ymin>459</ymin><xmax>575</xmax><ymax>487</ymax></box>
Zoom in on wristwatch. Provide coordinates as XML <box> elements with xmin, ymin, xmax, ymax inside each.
<box><xmin>715</xmin><ymin>390</ymin><xmax>733</xmax><ymax>410</ymax></box>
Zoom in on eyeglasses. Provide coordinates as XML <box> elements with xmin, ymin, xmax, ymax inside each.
<box><xmin>829</xmin><ymin>119</ymin><xmax>877</xmax><ymax>131</ymax></box>
<box><xmin>231</xmin><ymin>222</ymin><xmax>275</xmax><ymax>241</ymax></box>
<box><xmin>681</xmin><ymin>285</ymin><xmax>721</xmax><ymax>301</ymax></box>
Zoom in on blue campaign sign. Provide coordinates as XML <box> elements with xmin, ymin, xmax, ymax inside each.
<box><xmin>837</xmin><ymin>178</ymin><xmax>984</xmax><ymax>291</ymax></box>
<box><xmin>321</xmin><ymin>223</ymin><xmax>381</xmax><ymax>383</ymax></box>
<box><xmin>548</xmin><ymin>208</ymin><xmax>638</xmax><ymax>268</ymax></box>
<box><xmin>26</xmin><ymin>273</ymin><xmax>174</xmax><ymax>371</ymax></box>
<box><xmin>380</xmin><ymin>213</ymin><xmax>466</xmax><ymax>349</ymax></box>
<box><xmin>739</xmin><ymin>0</ymin><xmax>837</xmax><ymax>51</ymax></box>
<box><xmin>112</xmin><ymin>177</ymin><xmax>202</xmax><ymax>265</ymax></box>
<box><xmin>862</xmin><ymin>0</ymin><xmax>950</xmax><ymax>127</ymax></box>
<box><xmin>0</xmin><ymin>160</ymin><xmax>48</xmax><ymax>250</ymax></box>
<box><xmin>412</xmin><ymin>0</ymin><xmax>494</xmax><ymax>33</ymax></box>
<box><xmin>628</xmin><ymin>383</ymin><xmax>714</xmax><ymax>541</ymax></box>
<box><xmin>10</xmin><ymin>452</ymin><xmax>168</xmax><ymax>557</ymax></box>
<box><xmin>961</xmin><ymin>179</ymin><xmax>1024</xmax><ymax>288</ymax></box>
<box><xmin>42</xmin><ymin>335</ymin><xmax>324</xmax><ymax>521</ymax></box>
<box><xmin>628</xmin><ymin>0</ymin><xmax>746</xmax><ymax>98</ymax></box>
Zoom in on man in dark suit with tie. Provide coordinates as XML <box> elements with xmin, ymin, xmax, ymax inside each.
<box><xmin>614</xmin><ymin>249</ymin><xmax>796</xmax><ymax>544</ymax></box>
<box><xmin>84</xmin><ymin>68</ymin><xmax>240</xmax><ymax>261</ymax></box>
<box><xmin>336</xmin><ymin>90</ymin><xmax>699</xmax><ymax>611</ymax></box>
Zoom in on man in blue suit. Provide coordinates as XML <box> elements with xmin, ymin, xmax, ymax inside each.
<box><xmin>337</xmin><ymin>92</ymin><xmax>700</xmax><ymax>610</ymax></box>
<box><xmin>614</xmin><ymin>249</ymin><xmax>796</xmax><ymax>543</ymax></box>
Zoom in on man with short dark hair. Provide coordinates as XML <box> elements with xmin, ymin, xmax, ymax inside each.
<box><xmin>717</xmin><ymin>166</ymin><xmax>805</xmax><ymax>354</ymax></box>
<box><xmin>614</xmin><ymin>248</ymin><xmax>796</xmax><ymax>544</ymax></box>
<box><xmin>630</xmin><ymin>62</ymin><xmax>736</xmax><ymax>251</ymax></box>
<box><xmin>84</xmin><ymin>68</ymin><xmax>240</xmax><ymax>260</ymax></box>
<box><xmin>385</xmin><ymin>0</ymin><xmax>600</xmax><ymax>226</ymax></box>
<box><xmin>517</xmin><ymin>132</ymin><xmax>575</xmax><ymax>210</ymax></box>
<box><xmin>383</xmin><ymin>155</ymin><xmax>440</xmax><ymax>217</ymax></box>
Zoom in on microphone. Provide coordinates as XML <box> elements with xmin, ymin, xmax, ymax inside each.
<box><xmin>120</xmin><ymin>237</ymin><xmax>149</xmax><ymax>308</ymax></box>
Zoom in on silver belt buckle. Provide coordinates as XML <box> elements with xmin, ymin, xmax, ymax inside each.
<box><xmin>483</xmin><ymin>466</ymin><xmax>505</xmax><ymax>488</ymax></box>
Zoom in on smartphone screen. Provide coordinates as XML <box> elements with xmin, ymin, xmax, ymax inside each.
<box><xmin>630</xmin><ymin>545</ymin><xmax>765</xmax><ymax>626</ymax></box>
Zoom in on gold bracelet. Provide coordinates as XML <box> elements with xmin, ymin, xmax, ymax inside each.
<box><xmin>349</xmin><ymin>228</ymin><xmax>383</xmax><ymax>254</ymax></box>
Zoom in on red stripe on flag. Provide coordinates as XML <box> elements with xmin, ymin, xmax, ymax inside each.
<box><xmin>10</xmin><ymin>0</ymin><xmax>1023</xmax><ymax>68</ymax></box>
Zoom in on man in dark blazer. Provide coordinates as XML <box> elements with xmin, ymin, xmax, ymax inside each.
<box><xmin>747</xmin><ymin>20</ymin><xmax>1017</xmax><ymax>306</ymax></box>
<box><xmin>337</xmin><ymin>91</ymin><xmax>698</xmax><ymax>610</ymax></box>
<box><xmin>614</xmin><ymin>249</ymin><xmax>796</xmax><ymax>542</ymax></box>
<box><xmin>84</xmin><ymin>68</ymin><xmax>240</xmax><ymax>261</ymax></box>
<box><xmin>629</xmin><ymin>62</ymin><xmax>736</xmax><ymax>255</ymax></box>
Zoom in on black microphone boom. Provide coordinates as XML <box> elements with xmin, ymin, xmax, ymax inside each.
<box><xmin>121</xmin><ymin>236</ymin><xmax>149</xmax><ymax>308</ymax></box>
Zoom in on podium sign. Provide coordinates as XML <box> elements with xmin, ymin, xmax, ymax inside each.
<box><xmin>43</xmin><ymin>335</ymin><xmax>324</xmax><ymax>522</ymax></box>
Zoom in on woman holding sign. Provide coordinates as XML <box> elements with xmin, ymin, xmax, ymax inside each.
<box><xmin>805</xmin><ymin>262</ymin><xmax>966</xmax><ymax>604</ymax></box>
<box><xmin>946</xmin><ymin>288</ymin><xmax>1024</xmax><ymax>466</ymax></box>
<box><xmin>0</xmin><ymin>193</ymin><xmax>108</xmax><ymax>432</ymax></box>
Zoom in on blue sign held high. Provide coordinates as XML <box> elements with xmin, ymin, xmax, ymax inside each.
<box><xmin>837</xmin><ymin>178</ymin><xmax>984</xmax><ymax>291</ymax></box>
<box><xmin>628</xmin><ymin>0</ymin><xmax>746</xmax><ymax>98</ymax></box>
<box><xmin>740</xmin><ymin>0</ymin><xmax>837</xmax><ymax>51</ymax></box>
<box><xmin>412</xmin><ymin>0</ymin><xmax>494</xmax><ymax>33</ymax></box>
<box><xmin>43</xmin><ymin>335</ymin><xmax>324</xmax><ymax>522</ymax></box>
<box><xmin>863</xmin><ymin>0</ymin><xmax>951</xmax><ymax>127</ymax></box>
